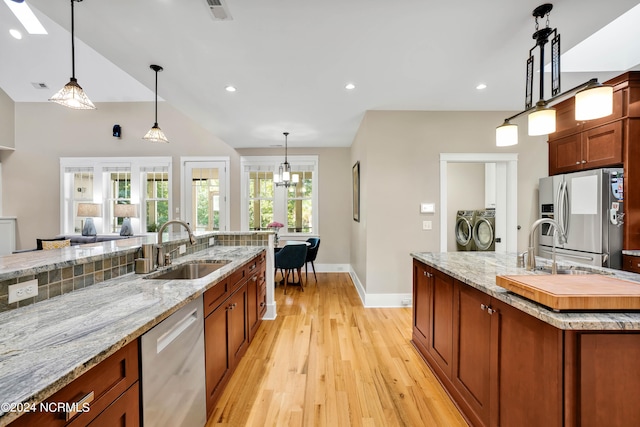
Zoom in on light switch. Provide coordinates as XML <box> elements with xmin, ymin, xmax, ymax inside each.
<box><xmin>423</xmin><ymin>221</ymin><xmax>432</xmax><ymax>230</ymax></box>
<box><xmin>421</xmin><ymin>203</ymin><xmax>435</xmax><ymax>213</ymax></box>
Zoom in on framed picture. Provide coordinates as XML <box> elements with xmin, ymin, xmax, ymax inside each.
<box><xmin>352</xmin><ymin>161</ymin><xmax>360</xmax><ymax>222</ymax></box>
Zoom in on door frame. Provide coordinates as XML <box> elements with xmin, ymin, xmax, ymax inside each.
<box><xmin>439</xmin><ymin>153</ymin><xmax>518</xmax><ymax>253</ymax></box>
<box><xmin>180</xmin><ymin>157</ymin><xmax>230</xmax><ymax>231</ymax></box>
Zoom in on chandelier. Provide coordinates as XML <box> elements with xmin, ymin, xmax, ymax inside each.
<box><xmin>274</xmin><ymin>132</ymin><xmax>299</xmax><ymax>188</ymax></box>
<box><xmin>496</xmin><ymin>3</ymin><xmax>613</xmax><ymax>147</ymax></box>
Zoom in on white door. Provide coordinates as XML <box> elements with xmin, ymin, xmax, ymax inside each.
<box><xmin>183</xmin><ymin>160</ymin><xmax>228</xmax><ymax>231</ymax></box>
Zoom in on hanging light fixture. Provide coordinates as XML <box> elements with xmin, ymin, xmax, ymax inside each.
<box><xmin>496</xmin><ymin>3</ymin><xmax>613</xmax><ymax>146</ymax></box>
<box><xmin>274</xmin><ymin>132</ymin><xmax>299</xmax><ymax>188</ymax></box>
<box><xmin>142</xmin><ymin>64</ymin><xmax>169</xmax><ymax>143</ymax></box>
<box><xmin>49</xmin><ymin>0</ymin><xmax>95</xmax><ymax>110</ymax></box>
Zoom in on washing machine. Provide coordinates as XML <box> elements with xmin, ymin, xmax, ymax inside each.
<box><xmin>455</xmin><ymin>210</ymin><xmax>476</xmax><ymax>251</ymax></box>
<box><xmin>473</xmin><ymin>209</ymin><xmax>496</xmax><ymax>251</ymax></box>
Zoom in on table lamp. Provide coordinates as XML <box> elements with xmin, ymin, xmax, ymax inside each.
<box><xmin>77</xmin><ymin>203</ymin><xmax>102</xmax><ymax>236</ymax></box>
<box><xmin>114</xmin><ymin>204</ymin><xmax>139</xmax><ymax>236</ymax></box>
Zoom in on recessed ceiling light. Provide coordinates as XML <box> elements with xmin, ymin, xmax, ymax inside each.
<box><xmin>476</xmin><ymin>83</ymin><xmax>487</xmax><ymax>90</ymax></box>
<box><xmin>9</xmin><ymin>29</ymin><xmax>22</xmax><ymax>39</ymax></box>
<box><xmin>3</xmin><ymin>0</ymin><xmax>47</xmax><ymax>35</ymax></box>
<box><xmin>225</xmin><ymin>85</ymin><xmax>236</xmax><ymax>92</ymax></box>
<box><xmin>345</xmin><ymin>83</ymin><xmax>356</xmax><ymax>90</ymax></box>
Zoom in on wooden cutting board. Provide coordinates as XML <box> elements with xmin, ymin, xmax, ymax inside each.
<box><xmin>496</xmin><ymin>274</ymin><xmax>640</xmax><ymax>311</ymax></box>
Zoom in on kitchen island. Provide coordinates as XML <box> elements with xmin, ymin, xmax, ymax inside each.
<box><xmin>411</xmin><ymin>251</ymin><xmax>640</xmax><ymax>427</ymax></box>
<box><xmin>0</xmin><ymin>244</ymin><xmax>265</xmax><ymax>426</ymax></box>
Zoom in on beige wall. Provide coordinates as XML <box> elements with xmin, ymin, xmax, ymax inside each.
<box><xmin>0</xmin><ymin>87</ymin><xmax>14</xmax><ymax>150</ymax></box>
<box><xmin>354</xmin><ymin>110</ymin><xmax>548</xmax><ymax>296</ymax></box>
<box><xmin>350</xmin><ymin>113</ymin><xmax>368</xmax><ymax>287</ymax></box>
<box><xmin>2</xmin><ymin>101</ymin><xmax>239</xmax><ymax>249</ymax></box>
<box><xmin>447</xmin><ymin>163</ymin><xmax>485</xmax><ymax>251</ymax></box>
<box><xmin>236</xmin><ymin>147</ymin><xmax>352</xmax><ymax>266</ymax></box>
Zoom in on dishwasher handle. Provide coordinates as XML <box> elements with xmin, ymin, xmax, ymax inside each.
<box><xmin>156</xmin><ymin>308</ymin><xmax>199</xmax><ymax>354</ymax></box>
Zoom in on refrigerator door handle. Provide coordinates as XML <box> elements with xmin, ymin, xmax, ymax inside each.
<box><xmin>559</xmin><ymin>181</ymin><xmax>569</xmax><ymax>236</ymax></box>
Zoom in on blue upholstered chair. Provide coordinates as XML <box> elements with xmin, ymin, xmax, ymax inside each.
<box><xmin>305</xmin><ymin>238</ymin><xmax>321</xmax><ymax>282</ymax></box>
<box><xmin>274</xmin><ymin>244</ymin><xmax>308</xmax><ymax>294</ymax></box>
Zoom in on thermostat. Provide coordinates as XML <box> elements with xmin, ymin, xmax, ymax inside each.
<box><xmin>420</xmin><ymin>203</ymin><xmax>435</xmax><ymax>213</ymax></box>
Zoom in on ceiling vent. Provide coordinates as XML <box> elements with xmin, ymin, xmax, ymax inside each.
<box><xmin>31</xmin><ymin>82</ymin><xmax>48</xmax><ymax>89</ymax></box>
<box><xmin>205</xmin><ymin>0</ymin><xmax>233</xmax><ymax>21</ymax></box>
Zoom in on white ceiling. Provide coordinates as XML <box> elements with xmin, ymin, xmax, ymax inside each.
<box><xmin>2</xmin><ymin>0</ymin><xmax>639</xmax><ymax>148</ymax></box>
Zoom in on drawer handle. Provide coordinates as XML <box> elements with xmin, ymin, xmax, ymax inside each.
<box><xmin>65</xmin><ymin>391</ymin><xmax>94</xmax><ymax>421</ymax></box>
<box><xmin>249</xmin><ymin>263</ymin><xmax>257</xmax><ymax>271</ymax></box>
<box><xmin>260</xmin><ymin>302</ymin><xmax>266</xmax><ymax>307</ymax></box>
<box><xmin>480</xmin><ymin>304</ymin><xmax>487</xmax><ymax>311</ymax></box>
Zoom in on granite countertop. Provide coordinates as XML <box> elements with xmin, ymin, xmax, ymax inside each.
<box><xmin>0</xmin><ymin>245</ymin><xmax>264</xmax><ymax>426</ymax></box>
<box><xmin>623</xmin><ymin>250</ymin><xmax>640</xmax><ymax>257</ymax></box>
<box><xmin>411</xmin><ymin>251</ymin><xmax>640</xmax><ymax>331</ymax></box>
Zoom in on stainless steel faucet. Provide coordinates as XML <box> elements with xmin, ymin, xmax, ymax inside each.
<box><xmin>527</xmin><ymin>218</ymin><xmax>567</xmax><ymax>273</ymax></box>
<box><xmin>156</xmin><ymin>220</ymin><xmax>197</xmax><ymax>267</ymax></box>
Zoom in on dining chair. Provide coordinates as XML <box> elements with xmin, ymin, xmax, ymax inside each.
<box><xmin>274</xmin><ymin>244</ymin><xmax>308</xmax><ymax>294</ymax></box>
<box><xmin>305</xmin><ymin>238</ymin><xmax>320</xmax><ymax>282</ymax></box>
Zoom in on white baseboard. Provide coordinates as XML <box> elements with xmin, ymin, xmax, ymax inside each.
<box><xmin>263</xmin><ymin>301</ymin><xmax>277</xmax><ymax>320</ymax></box>
<box><xmin>348</xmin><ymin>267</ymin><xmax>412</xmax><ymax>308</ymax></box>
<box><xmin>314</xmin><ymin>263</ymin><xmax>351</xmax><ymax>273</ymax></box>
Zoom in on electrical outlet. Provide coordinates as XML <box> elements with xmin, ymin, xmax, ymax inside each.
<box><xmin>423</xmin><ymin>220</ymin><xmax>432</xmax><ymax>230</ymax></box>
<box><xmin>179</xmin><ymin>244</ymin><xmax>186</xmax><ymax>254</ymax></box>
<box><xmin>209</xmin><ymin>237</ymin><xmax>215</xmax><ymax>247</ymax></box>
<box><xmin>401</xmin><ymin>298</ymin><xmax>412</xmax><ymax>306</ymax></box>
<box><xmin>9</xmin><ymin>279</ymin><xmax>39</xmax><ymax>304</ymax></box>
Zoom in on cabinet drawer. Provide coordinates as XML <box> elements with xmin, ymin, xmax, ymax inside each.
<box><xmin>10</xmin><ymin>341</ymin><xmax>139</xmax><ymax>427</ymax></box>
<box><xmin>204</xmin><ymin>265</ymin><xmax>248</xmax><ymax>317</ymax></box>
<box><xmin>623</xmin><ymin>255</ymin><xmax>640</xmax><ymax>274</ymax></box>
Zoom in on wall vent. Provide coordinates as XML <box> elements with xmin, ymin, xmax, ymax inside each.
<box><xmin>205</xmin><ymin>0</ymin><xmax>233</xmax><ymax>21</ymax></box>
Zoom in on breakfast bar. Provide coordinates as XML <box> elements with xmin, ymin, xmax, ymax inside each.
<box><xmin>411</xmin><ymin>251</ymin><xmax>640</xmax><ymax>427</ymax></box>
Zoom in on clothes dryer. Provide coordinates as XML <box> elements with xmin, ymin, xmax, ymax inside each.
<box><xmin>455</xmin><ymin>210</ymin><xmax>476</xmax><ymax>251</ymax></box>
<box><xmin>473</xmin><ymin>209</ymin><xmax>496</xmax><ymax>251</ymax></box>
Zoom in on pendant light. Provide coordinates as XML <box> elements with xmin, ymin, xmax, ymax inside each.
<box><xmin>274</xmin><ymin>132</ymin><xmax>299</xmax><ymax>188</ymax></box>
<box><xmin>49</xmin><ymin>0</ymin><xmax>95</xmax><ymax>110</ymax></box>
<box><xmin>495</xmin><ymin>3</ymin><xmax>613</xmax><ymax>146</ymax></box>
<box><xmin>142</xmin><ymin>64</ymin><xmax>169</xmax><ymax>143</ymax></box>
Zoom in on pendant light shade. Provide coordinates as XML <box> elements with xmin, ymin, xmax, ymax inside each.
<box><xmin>275</xmin><ymin>132</ymin><xmax>298</xmax><ymax>188</ymax></box>
<box><xmin>495</xmin><ymin>120</ymin><xmax>518</xmax><ymax>147</ymax></box>
<box><xmin>143</xmin><ymin>64</ymin><xmax>169</xmax><ymax>143</ymax></box>
<box><xmin>49</xmin><ymin>0</ymin><xmax>95</xmax><ymax>110</ymax></box>
<box><xmin>575</xmin><ymin>82</ymin><xmax>614</xmax><ymax>121</ymax></box>
<box><xmin>528</xmin><ymin>102</ymin><xmax>556</xmax><ymax>136</ymax></box>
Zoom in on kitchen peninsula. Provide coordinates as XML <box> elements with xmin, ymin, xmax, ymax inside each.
<box><xmin>0</xmin><ymin>233</ymin><xmax>269</xmax><ymax>426</ymax></box>
<box><xmin>411</xmin><ymin>251</ymin><xmax>640</xmax><ymax>427</ymax></box>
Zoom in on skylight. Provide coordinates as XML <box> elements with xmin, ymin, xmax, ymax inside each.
<box><xmin>560</xmin><ymin>3</ymin><xmax>640</xmax><ymax>72</ymax></box>
<box><xmin>3</xmin><ymin>0</ymin><xmax>47</xmax><ymax>35</ymax></box>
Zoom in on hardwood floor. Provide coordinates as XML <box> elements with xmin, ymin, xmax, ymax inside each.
<box><xmin>207</xmin><ymin>273</ymin><xmax>468</xmax><ymax>427</ymax></box>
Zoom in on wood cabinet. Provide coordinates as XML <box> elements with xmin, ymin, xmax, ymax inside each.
<box><xmin>204</xmin><ymin>252</ymin><xmax>265</xmax><ymax>418</ymax></box>
<box><xmin>10</xmin><ymin>341</ymin><xmax>140</xmax><ymax>427</ymax></box>
<box><xmin>549</xmin><ymin>121</ymin><xmax>622</xmax><ymax>175</ymax></box>
<box><xmin>413</xmin><ymin>260</ymin><xmax>565</xmax><ymax>427</ymax></box>
<box><xmin>622</xmin><ymin>254</ymin><xmax>640</xmax><ymax>273</ymax></box>
<box><xmin>411</xmin><ymin>260</ymin><xmax>454</xmax><ymax>379</ymax></box>
<box><xmin>248</xmin><ymin>252</ymin><xmax>267</xmax><ymax>342</ymax></box>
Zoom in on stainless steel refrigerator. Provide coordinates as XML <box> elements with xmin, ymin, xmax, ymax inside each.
<box><xmin>538</xmin><ymin>168</ymin><xmax>624</xmax><ymax>269</ymax></box>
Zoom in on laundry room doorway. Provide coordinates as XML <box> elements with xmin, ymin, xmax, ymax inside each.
<box><xmin>440</xmin><ymin>153</ymin><xmax>518</xmax><ymax>253</ymax></box>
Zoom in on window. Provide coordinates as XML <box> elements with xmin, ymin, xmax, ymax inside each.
<box><xmin>241</xmin><ymin>156</ymin><xmax>318</xmax><ymax>235</ymax></box>
<box><xmin>60</xmin><ymin>157</ymin><xmax>172</xmax><ymax>235</ymax></box>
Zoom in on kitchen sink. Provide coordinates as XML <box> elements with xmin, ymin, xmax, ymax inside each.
<box><xmin>145</xmin><ymin>261</ymin><xmax>230</xmax><ymax>280</ymax></box>
<box><xmin>535</xmin><ymin>266</ymin><xmax>612</xmax><ymax>275</ymax></box>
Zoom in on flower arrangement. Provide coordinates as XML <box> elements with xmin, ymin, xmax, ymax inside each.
<box><xmin>267</xmin><ymin>221</ymin><xmax>284</xmax><ymax>245</ymax></box>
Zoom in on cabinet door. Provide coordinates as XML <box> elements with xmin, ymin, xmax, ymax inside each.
<box><xmin>549</xmin><ymin>133</ymin><xmax>583</xmax><ymax>175</ymax></box>
<box><xmin>453</xmin><ymin>282</ymin><xmax>493</xmax><ymax>427</ymax></box>
<box><xmin>412</xmin><ymin>260</ymin><xmax>431</xmax><ymax>350</ymax></box>
<box><xmin>494</xmin><ymin>299</ymin><xmax>562</xmax><ymax>427</ymax></box>
<box><xmin>204</xmin><ymin>302</ymin><xmax>230</xmax><ymax>417</ymax></box>
<box><xmin>428</xmin><ymin>268</ymin><xmax>454</xmax><ymax>377</ymax></box>
<box><xmin>228</xmin><ymin>284</ymin><xmax>248</xmax><ymax>363</ymax></box>
<box><xmin>583</xmin><ymin>121</ymin><xmax>623</xmax><ymax>169</ymax></box>
<box><xmin>247</xmin><ymin>272</ymin><xmax>259</xmax><ymax>341</ymax></box>
<box><xmin>86</xmin><ymin>383</ymin><xmax>140</xmax><ymax>427</ymax></box>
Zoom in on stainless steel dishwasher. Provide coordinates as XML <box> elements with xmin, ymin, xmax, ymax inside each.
<box><xmin>141</xmin><ymin>295</ymin><xmax>206</xmax><ymax>427</ymax></box>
